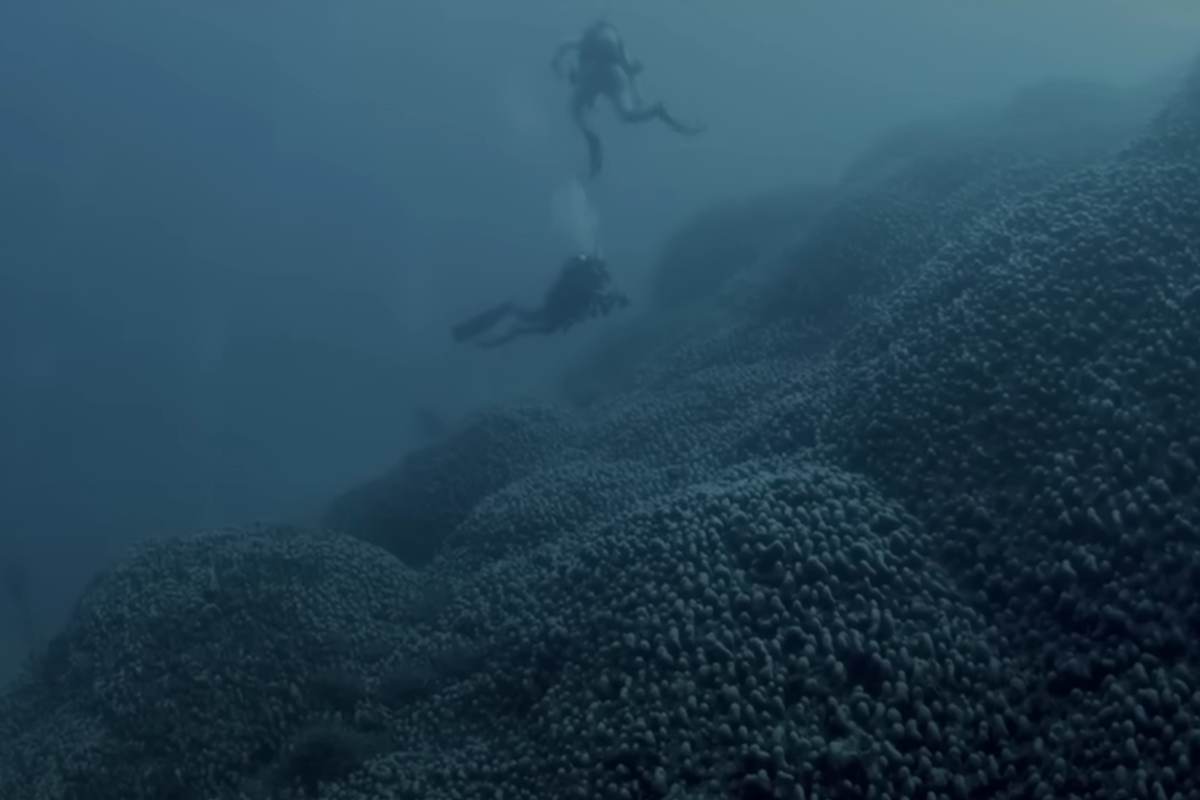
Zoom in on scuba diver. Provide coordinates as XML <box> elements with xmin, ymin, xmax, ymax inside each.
<box><xmin>452</xmin><ymin>253</ymin><xmax>630</xmax><ymax>348</ymax></box>
<box><xmin>551</xmin><ymin>20</ymin><xmax>705</xmax><ymax>177</ymax></box>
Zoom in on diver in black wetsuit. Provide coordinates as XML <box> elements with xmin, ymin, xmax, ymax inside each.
<box><xmin>452</xmin><ymin>253</ymin><xmax>630</xmax><ymax>348</ymax></box>
<box><xmin>551</xmin><ymin>20</ymin><xmax>705</xmax><ymax>177</ymax></box>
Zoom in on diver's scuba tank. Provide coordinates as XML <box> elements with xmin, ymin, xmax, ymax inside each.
<box><xmin>580</xmin><ymin>21</ymin><xmax>623</xmax><ymax>65</ymax></box>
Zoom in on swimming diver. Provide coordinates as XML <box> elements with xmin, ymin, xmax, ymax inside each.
<box><xmin>452</xmin><ymin>253</ymin><xmax>630</xmax><ymax>348</ymax></box>
<box><xmin>551</xmin><ymin>20</ymin><xmax>705</xmax><ymax>177</ymax></box>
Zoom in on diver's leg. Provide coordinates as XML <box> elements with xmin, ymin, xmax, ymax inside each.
<box><xmin>611</xmin><ymin>87</ymin><xmax>705</xmax><ymax>135</ymax></box>
<box><xmin>475</xmin><ymin>322</ymin><xmax>550</xmax><ymax>348</ymax></box>
<box><xmin>474</xmin><ymin>328</ymin><xmax>522</xmax><ymax>348</ymax></box>
<box><xmin>451</xmin><ymin>301</ymin><xmax>515</xmax><ymax>342</ymax></box>
<box><xmin>572</xmin><ymin>92</ymin><xmax>604</xmax><ymax>177</ymax></box>
<box><xmin>513</xmin><ymin>307</ymin><xmax>547</xmax><ymax>326</ymax></box>
<box><xmin>473</xmin><ymin>308</ymin><xmax>551</xmax><ymax>348</ymax></box>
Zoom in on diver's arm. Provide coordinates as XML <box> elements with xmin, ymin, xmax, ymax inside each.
<box><xmin>597</xmin><ymin>291</ymin><xmax>630</xmax><ymax>315</ymax></box>
<box><xmin>551</xmin><ymin>40</ymin><xmax>579</xmax><ymax>76</ymax></box>
<box><xmin>617</xmin><ymin>40</ymin><xmax>643</xmax><ymax>76</ymax></box>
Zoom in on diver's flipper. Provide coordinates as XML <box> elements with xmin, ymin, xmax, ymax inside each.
<box><xmin>659</xmin><ymin>106</ymin><xmax>706</xmax><ymax>136</ymax></box>
<box><xmin>451</xmin><ymin>302</ymin><xmax>514</xmax><ymax>343</ymax></box>
<box><xmin>585</xmin><ymin>129</ymin><xmax>604</xmax><ymax>176</ymax></box>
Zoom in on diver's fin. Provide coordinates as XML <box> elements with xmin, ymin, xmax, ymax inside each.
<box><xmin>659</xmin><ymin>105</ymin><xmax>706</xmax><ymax>136</ymax></box>
<box><xmin>451</xmin><ymin>302</ymin><xmax>514</xmax><ymax>342</ymax></box>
